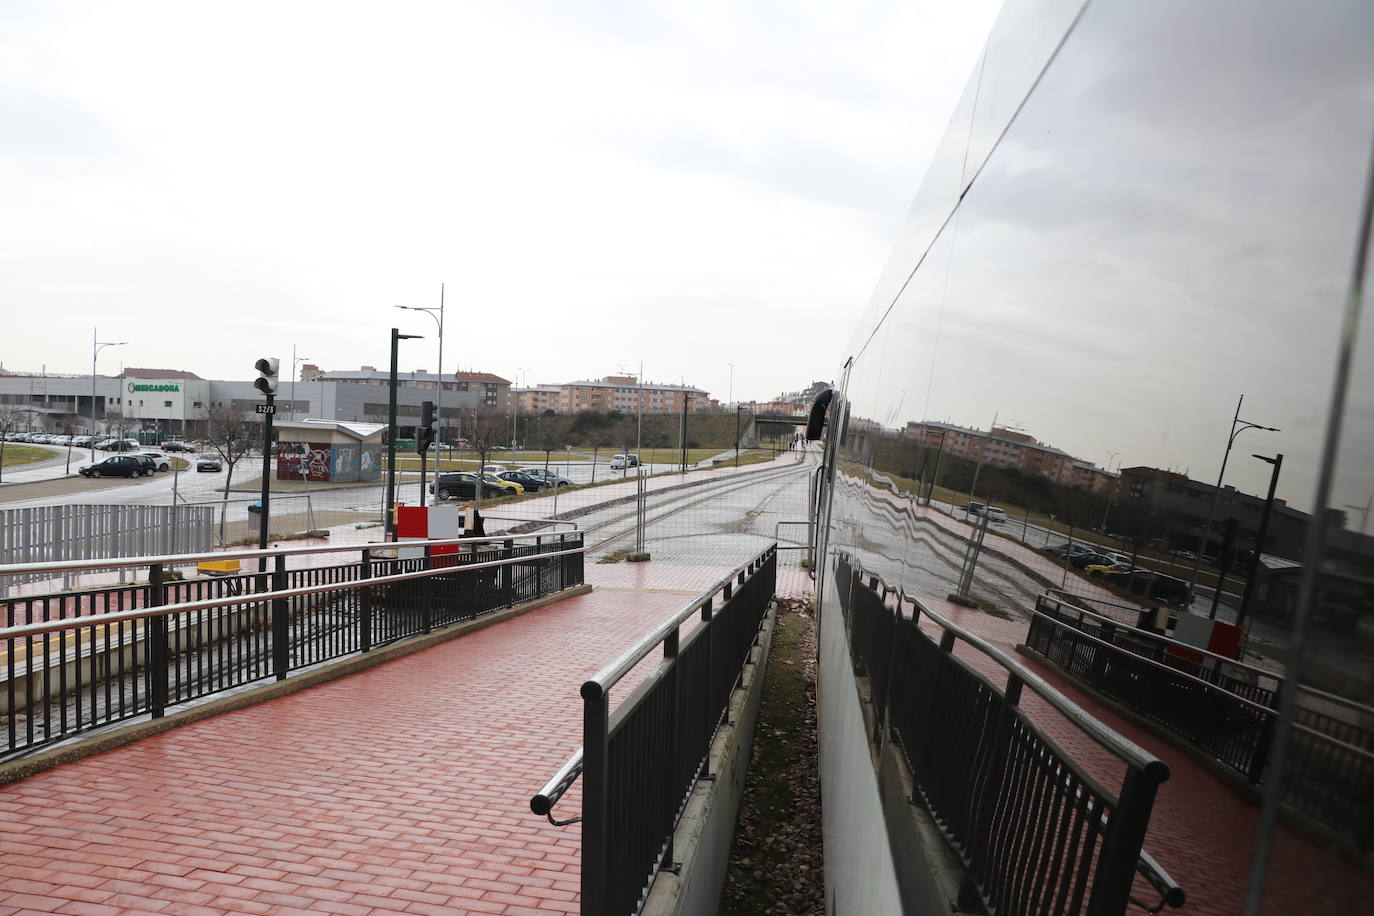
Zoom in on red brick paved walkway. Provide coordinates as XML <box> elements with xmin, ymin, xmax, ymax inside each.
<box><xmin>0</xmin><ymin>562</ymin><xmax>759</xmax><ymax>915</ymax></box>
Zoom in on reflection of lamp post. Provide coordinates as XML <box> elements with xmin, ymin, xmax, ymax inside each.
<box><xmin>1187</xmin><ymin>394</ymin><xmax>1278</xmax><ymax>607</ymax></box>
<box><xmin>1237</xmin><ymin>452</ymin><xmax>1283</xmax><ymax>627</ymax></box>
<box><xmin>385</xmin><ymin>328</ymin><xmax>423</xmax><ymax>540</ymax></box>
<box><xmin>91</xmin><ymin>330</ymin><xmax>127</xmax><ymax>461</ymax></box>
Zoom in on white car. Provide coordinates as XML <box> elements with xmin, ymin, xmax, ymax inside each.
<box><xmin>610</xmin><ymin>454</ymin><xmax>641</xmax><ymax>470</ymax></box>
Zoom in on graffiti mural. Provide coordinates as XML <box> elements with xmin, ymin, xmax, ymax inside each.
<box><xmin>276</xmin><ymin>441</ymin><xmax>333</xmax><ymax>482</ymax></box>
<box><xmin>333</xmin><ymin>445</ymin><xmax>357</xmax><ymax>480</ymax></box>
<box><xmin>359</xmin><ymin>445</ymin><xmax>382</xmax><ymax>481</ymax></box>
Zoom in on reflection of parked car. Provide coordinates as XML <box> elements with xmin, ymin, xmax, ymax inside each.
<box><xmin>196</xmin><ymin>453</ymin><xmax>223</xmax><ymax>472</ymax></box>
<box><xmin>1086</xmin><ymin>562</ymin><xmax>1134</xmax><ymax>577</ymax></box>
<box><xmin>430</xmin><ymin>472</ymin><xmax>506</xmax><ymax>501</ymax></box>
<box><xmin>1069</xmin><ymin>551</ymin><xmax>1117</xmax><ymax>569</ymax></box>
<box><xmin>1099</xmin><ymin>568</ymin><xmax>1190</xmax><ymax>605</ymax></box>
<box><xmin>1042</xmin><ymin>543</ymin><xmax>1096</xmax><ymax>560</ymax></box>
<box><xmin>79</xmin><ymin>456</ymin><xmax>146</xmax><ymax>478</ymax></box>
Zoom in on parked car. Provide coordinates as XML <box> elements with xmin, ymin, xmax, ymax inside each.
<box><xmin>610</xmin><ymin>453</ymin><xmax>641</xmax><ymax>469</ymax></box>
<box><xmin>520</xmin><ymin>467</ymin><xmax>575</xmax><ymax>487</ymax></box>
<box><xmin>430</xmin><ymin>472</ymin><xmax>506</xmax><ymax>501</ymax></box>
<box><xmin>71</xmin><ymin>435</ymin><xmax>94</xmax><ymax>447</ymax></box>
<box><xmin>480</xmin><ymin>464</ymin><xmax>508</xmax><ymax>474</ymax></box>
<box><xmin>138</xmin><ymin>452</ymin><xmax>172</xmax><ymax>472</ymax></box>
<box><xmin>481</xmin><ymin>472</ymin><xmax>522</xmax><ymax>495</ymax></box>
<box><xmin>196</xmin><ymin>453</ymin><xmax>223</xmax><ymax>472</ymax></box>
<box><xmin>79</xmin><ymin>456</ymin><xmax>146</xmax><ymax>478</ymax></box>
<box><xmin>162</xmin><ymin>440</ymin><xmax>194</xmax><ymax>452</ymax></box>
<box><xmin>499</xmin><ymin>471</ymin><xmax>544</xmax><ymax>491</ymax></box>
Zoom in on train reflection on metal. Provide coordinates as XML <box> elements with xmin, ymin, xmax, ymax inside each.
<box><xmin>811</xmin><ymin>1</ymin><xmax>1374</xmax><ymax>913</ymax></box>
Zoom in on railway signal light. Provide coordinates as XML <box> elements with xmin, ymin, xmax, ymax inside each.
<box><xmin>254</xmin><ymin>357</ymin><xmax>280</xmax><ymax>396</ymax></box>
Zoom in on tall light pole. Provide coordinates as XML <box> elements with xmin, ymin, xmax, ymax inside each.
<box><xmin>1237</xmin><ymin>452</ymin><xmax>1283</xmax><ymax>627</ymax></box>
<box><xmin>397</xmin><ymin>284</ymin><xmax>444</xmax><ymax>504</ymax></box>
<box><xmin>728</xmin><ymin>362</ymin><xmax>734</xmax><ymax>406</ymax></box>
<box><xmin>514</xmin><ymin>367</ymin><xmax>529</xmax><ymax>450</ymax></box>
<box><xmin>290</xmin><ymin>346</ymin><xmax>310</xmax><ymax>420</ymax></box>
<box><xmin>1187</xmin><ymin>394</ymin><xmax>1279</xmax><ymax>607</ymax></box>
<box><xmin>91</xmin><ymin>329</ymin><xmax>127</xmax><ymax>461</ymax></box>
<box><xmin>385</xmin><ymin>328</ymin><xmax>423</xmax><ymax>539</ymax></box>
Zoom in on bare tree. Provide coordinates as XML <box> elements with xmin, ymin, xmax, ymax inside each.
<box><xmin>466</xmin><ymin>408</ymin><xmax>511</xmax><ymax>509</ymax></box>
<box><xmin>0</xmin><ymin>405</ymin><xmax>22</xmax><ymax>484</ymax></box>
<box><xmin>203</xmin><ymin>404</ymin><xmax>256</xmax><ymax>542</ymax></box>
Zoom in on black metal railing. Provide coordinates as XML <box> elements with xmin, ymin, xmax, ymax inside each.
<box><xmin>530</xmin><ymin>544</ymin><xmax>778</xmax><ymax>915</ymax></box>
<box><xmin>1027</xmin><ymin>593</ymin><xmax>1374</xmax><ymax>850</ymax></box>
<box><xmin>838</xmin><ymin>556</ymin><xmax>1184</xmax><ymax>915</ymax></box>
<box><xmin>1</xmin><ymin>533</ymin><xmax>585</xmax><ymax>758</ymax></box>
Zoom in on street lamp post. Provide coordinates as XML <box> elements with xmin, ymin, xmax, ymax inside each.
<box><xmin>1237</xmin><ymin>452</ymin><xmax>1283</xmax><ymax>628</ymax></box>
<box><xmin>397</xmin><ymin>284</ymin><xmax>445</xmax><ymax>505</ymax></box>
<box><xmin>1188</xmin><ymin>394</ymin><xmax>1279</xmax><ymax>611</ymax></box>
<box><xmin>385</xmin><ymin>328</ymin><xmax>423</xmax><ymax>540</ymax></box>
<box><xmin>290</xmin><ymin>346</ymin><xmax>310</xmax><ymax>420</ymax></box>
<box><xmin>90</xmin><ymin>329</ymin><xmax>127</xmax><ymax>462</ymax></box>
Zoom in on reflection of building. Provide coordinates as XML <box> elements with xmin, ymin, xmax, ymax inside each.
<box><xmin>511</xmin><ymin>375</ymin><xmax>709</xmax><ymax>414</ymax></box>
<box><xmin>274</xmin><ymin>420</ymin><xmax>384</xmax><ymax>484</ymax></box>
<box><xmin>1120</xmin><ymin>466</ymin><xmax>1311</xmax><ymax>562</ymax></box>
<box><xmin>903</xmin><ymin>420</ymin><xmax>1115</xmax><ymax>494</ymax></box>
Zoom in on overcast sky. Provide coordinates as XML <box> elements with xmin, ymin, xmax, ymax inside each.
<box><xmin>1</xmin><ymin>0</ymin><xmax>1002</xmax><ymax>402</ymax></box>
<box><xmin>842</xmin><ymin>0</ymin><xmax>1374</xmax><ymax>515</ymax></box>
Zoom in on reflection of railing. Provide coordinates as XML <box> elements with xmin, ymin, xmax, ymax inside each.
<box><xmin>838</xmin><ymin>555</ymin><xmax>1183</xmax><ymax>914</ymax></box>
<box><xmin>1027</xmin><ymin>593</ymin><xmax>1374</xmax><ymax>851</ymax></box>
<box><xmin>0</xmin><ymin>534</ymin><xmax>585</xmax><ymax>758</ymax></box>
<box><xmin>530</xmin><ymin>545</ymin><xmax>777</xmax><ymax>915</ymax></box>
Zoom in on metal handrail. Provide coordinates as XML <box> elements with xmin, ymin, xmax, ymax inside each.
<box><xmin>1030</xmin><ymin>610</ymin><xmax>1279</xmax><ymax>719</ymax></box>
<box><xmin>1032</xmin><ymin>605</ymin><xmax>1374</xmax><ymax>774</ymax></box>
<box><xmin>0</xmin><ymin>542</ymin><xmax>586</xmax><ymax>640</ymax></box>
<box><xmin>0</xmin><ymin>532</ymin><xmax>567</xmax><ymax>579</ymax></box>
<box><xmin>530</xmin><ymin>548</ymin><xmax>770</xmax><ymax>820</ymax></box>
<box><xmin>581</xmin><ymin>560</ymin><xmax>755</xmax><ymax>700</ymax></box>
<box><xmin>910</xmin><ymin>593</ymin><xmax>1168</xmax><ymax>776</ymax></box>
<box><xmin>531</xmin><ymin>749</ymin><xmax>584</xmax><ymax>820</ymax></box>
<box><xmin>1038</xmin><ymin>593</ymin><xmax>1283</xmax><ymax>684</ymax></box>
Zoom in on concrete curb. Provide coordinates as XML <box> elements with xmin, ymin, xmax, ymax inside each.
<box><xmin>0</xmin><ymin>583</ymin><xmax>592</xmax><ymax>787</ymax></box>
<box><xmin>643</xmin><ymin>602</ymin><xmax>778</xmax><ymax>915</ymax></box>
